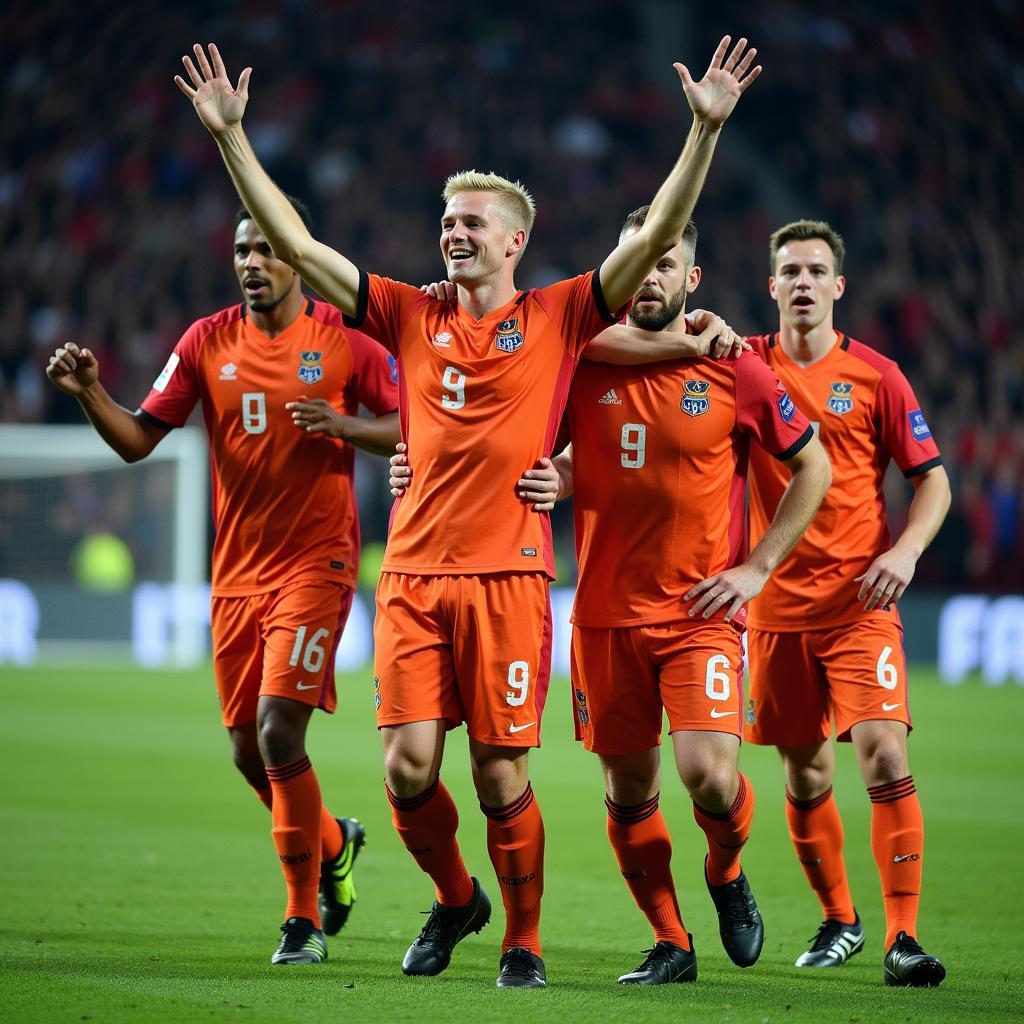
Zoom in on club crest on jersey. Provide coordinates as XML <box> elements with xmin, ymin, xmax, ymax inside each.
<box><xmin>681</xmin><ymin>379</ymin><xmax>711</xmax><ymax>417</ymax></box>
<box><xmin>575</xmin><ymin>687</ymin><xmax>589</xmax><ymax>725</ymax></box>
<box><xmin>297</xmin><ymin>351</ymin><xmax>324</xmax><ymax>385</ymax></box>
<box><xmin>495</xmin><ymin>317</ymin><xmax>525</xmax><ymax>353</ymax></box>
<box><xmin>827</xmin><ymin>381</ymin><xmax>854</xmax><ymax>416</ymax></box>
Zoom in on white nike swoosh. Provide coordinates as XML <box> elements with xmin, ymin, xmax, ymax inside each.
<box><xmin>296</xmin><ymin>682</ymin><xmax>319</xmax><ymax>691</ymax></box>
<box><xmin>508</xmin><ymin>722</ymin><xmax>536</xmax><ymax>734</ymax></box>
<box><xmin>709</xmin><ymin>709</ymin><xmax>737</xmax><ymax>719</ymax></box>
<box><xmin>882</xmin><ymin>702</ymin><xmax>902</xmax><ymax>711</ymax></box>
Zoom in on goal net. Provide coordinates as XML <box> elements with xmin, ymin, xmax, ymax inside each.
<box><xmin>0</xmin><ymin>424</ymin><xmax>209</xmax><ymax>667</ymax></box>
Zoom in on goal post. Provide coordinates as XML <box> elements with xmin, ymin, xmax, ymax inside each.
<box><xmin>0</xmin><ymin>424</ymin><xmax>209</xmax><ymax>666</ymax></box>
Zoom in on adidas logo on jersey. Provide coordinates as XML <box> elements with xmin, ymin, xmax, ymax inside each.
<box><xmin>219</xmin><ymin>363</ymin><xmax>238</xmax><ymax>381</ymax></box>
<box><xmin>432</xmin><ymin>332</ymin><xmax>453</xmax><ymax>348</ymax></box>
<box><xmin>598</xmin><ymin>389</ymin><xmax>622</xmax><ymax>405</ymax></box>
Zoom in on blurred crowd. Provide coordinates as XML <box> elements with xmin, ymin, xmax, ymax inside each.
<box><xmin>2</xmin><ymin>1</ymin><xmax>1021</xmax><ymax>590</ymax></box>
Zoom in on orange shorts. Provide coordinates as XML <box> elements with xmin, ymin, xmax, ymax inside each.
<box><xmin>745</xmin><ymin>618</ymin><xmax>912</xmax><ymax>746</ymax></box>
<box><xmin>210</xmin><ymin>579</ymin><xmax>353</xmax><ymax>728</ymax></box>
<box><xmin>570</xmin><ymin>620</ymin><xmax>744</xmax><ymax>756</ymax></box>
<box><xmin>373</xmin><ymin>571</ymin><xmax>552</xmax><ymax>747</ymax></box>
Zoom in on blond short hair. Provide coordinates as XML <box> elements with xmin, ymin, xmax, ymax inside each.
<box><xmin>442</xmin><ymin>170</ymin><xmax>537</xmax><ymax>236</ymax></box>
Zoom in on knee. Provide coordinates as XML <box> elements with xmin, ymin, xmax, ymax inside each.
<box><xmin>605</xmin><ymin>767</ymin><xmax>657</xmax><ymax>808</ymax></box>
<box><xmin>384</xmin><ymin>744</ymin><xmax>437</xmax><ymax>798</ymax></box>
<box><xmin>681</xmin><ymin>761</ymin><xmax>738</xmax><ymax>810</ymax></box>
<box><xmin>784</xmin><ymin>751</ymin><xmax>833</xmax><ymax>800</ymax></box>
<box><xmin>257</xmin><ymin>709</ymin><xmax>305</xmax><ymax>767</ymax></box>
<box><xmin>474</xmin><ymin>756</ymin><xmax>527</xmax><ymax>808</ymax></box>
<box><xmin>863</xmin><ymin>740</ymin><xmax>909</xmax><ymax>785</ymax></box>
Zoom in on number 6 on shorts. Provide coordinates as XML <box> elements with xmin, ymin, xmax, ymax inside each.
<box><xmin>705</xmin><ymin>654</ymin><xmax>731</xmax><ymax>701</ymax></box>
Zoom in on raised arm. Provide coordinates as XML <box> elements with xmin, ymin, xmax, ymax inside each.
<box><xmin>598</xmin><ymin>36</ymin><xmax>760</xmax><ymax>312</ymax></box>
<box><xmin>45</xmin><ymin>343</ymin><xmax>166</xmax><ymax>463</ymax></box>
<box><xmin>175</xmin><ymin>44</ymin><xmax>361</xmax><ymax>315</ymax></box>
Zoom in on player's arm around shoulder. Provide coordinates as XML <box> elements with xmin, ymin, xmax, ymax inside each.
<box><xmin>582</xmin><ymin>313</ymin><xmax>749</xmax><ymax>365</ymax></box>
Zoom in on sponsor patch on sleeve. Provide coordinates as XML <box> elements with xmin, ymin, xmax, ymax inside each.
<box><xmin>387</xmin><ymin>353</ymin><xmax>398</xmax><ymax>383</ymax></box>
<box><xmin>908</xmin><ymin>409</ymin><xmax>932</xmax><ymax>441</ymax></box>
<box><xmin>778</xmin><ymin>391</ymin><xmax>796</xmax><ymax>423</ymax></box>
<box><xmin>152</xmin><ymin>353</ymin><xmax>180</xmax><ymax>393</ymax></box>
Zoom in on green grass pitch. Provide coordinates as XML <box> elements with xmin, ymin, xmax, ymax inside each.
<box><xmin>1</xmin><ymin>662</ymin><xmax>1021</xmax><ymax>1023</ymax></box>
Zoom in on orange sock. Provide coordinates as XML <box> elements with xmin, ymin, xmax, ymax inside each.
<box><xmin>387</xmin><ymin>779</ymin><xmax>475</xmax><ymax>907</ymax></box>
<box><xmin>320</xmin><ymin>806</ymin><xmax>342</xmax><ymax>863</ymax></box>
<box><xmin>606</xmin><ymin>793</ymin><xmax>690</xmax><ymax>949</ymax></box>
<box><xmin>693</xmin><ymin>772</ymin><xmax>754</xmax><ymax>885</ymax></box>
<box><xmin>265</xmin><ymin>755</ymin><xmax>323</xmax><ymax>926</ymax></box>
<box><xmin>786</xmin><ymin>787</ymin><xmax>856</xmax><ymax>922</ymax></box>
<box><xmin>868</xmin><ymin>776</ymin><xmax>923</xmax><ymax>946</ymax></box>
<box><xmin>482</xmin><ymin>783</ymin><xmax>545</xmax><ymax>955</ymax></box>
<box><xmin>245</xmin><ymin>766</ymin><xmax>341</xmax><ymax>862</ymax></box>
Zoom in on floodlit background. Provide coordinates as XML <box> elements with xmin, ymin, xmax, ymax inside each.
<box><xmin>1</xmin><ymin>3</ymin><xmax>1023</xmax><ymax>1023</ymax></box>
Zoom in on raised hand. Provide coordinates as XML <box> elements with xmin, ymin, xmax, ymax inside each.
<box><xmin>46</xmin><ymin>342</ymin><xmax>99</xmax><ymax>396</ymax></box>
<box><xmin>174</xmin><ymin>43</ymin><xmax>251</xmax><ymax>136</ymax></box>
<box><xmin>675</xmin><ymin>35</ymin><xmax>761</xmax><ymax>130</ymax></box>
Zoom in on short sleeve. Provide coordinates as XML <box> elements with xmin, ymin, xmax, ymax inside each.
<box><xmin>875</xmin><ymin>366</ymin><xmax>942</xmax><ymax>477</ymax></box>
<box><xmin>348</xmin><ymin>327</ymin><xmax>400</xmax><ymax>415</ymax></box>
<box><xmin>537</xmin><ymin>270</ymin><xmax>627</xmax><ymax>357</ymax></box>
<box><xmin>138</xmin><ymin>321</ymin><xmax>205</xmax><ymax>429</ymax></box>
<box><xmin>734</xmin><ymin>353</ymin><xmax>814</xmax><ymax>460</ymax></box>
<box><xmin>342</xmin><ymin>271</ymin><xmax>423</xmax><ymax>357</ymax></box>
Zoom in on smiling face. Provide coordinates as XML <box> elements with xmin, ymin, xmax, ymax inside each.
<box><xmin>624</xmin><ymin>229</ymin><xmax>701</xmax><ymax>332</ymax></box>
<box><xmin>233</xmin><ymin>218</ymin><xmax>299</xmax><ymax>313</ymax></box>
<box><xmin>769</xmin><ymin>237</ymin><xmax>846</xmax><ymax>332</ymax></box>
<box><xmin>439</xmin><ymin>191</ymin><xmax>526</xmax><ymax>286</ymax></box>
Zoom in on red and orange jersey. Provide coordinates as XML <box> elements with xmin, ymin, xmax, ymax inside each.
<box><xmin>746</xmin><ymin>332</ymin><xmax>942</xmax><ymax>632</ymax></box>
<box><xmin>344</xmin><ymin>269</ymin><xmax>622</xmax><ymax>576</ymax></box>
<box><xmin>568</xmin><ymin>351</ymin><xmax>813</xmax><ymax>628</ymax></box>
<box><xmin>140</xmin><ymin>298</ymin><xmax>399</xmax><ymax>597</ymax></box>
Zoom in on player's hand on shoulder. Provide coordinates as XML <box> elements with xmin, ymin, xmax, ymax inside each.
<box><xmin>675</xmin><ymin>36</ymin><xmax>761</xmax><ymax>130</ymax></box>
<box><xmin>685</xmin><ymin>562</ymin><xmax>770</xmax><ymax>623</ymax></box>
<box><xmin>517</xmin><ymin>457</ymin><xmax>561</xmax><ymax>513</ymax></box>
<box><xmin>855</xmin><ymin>547</ymin><xmax>917</xmax><ymax>611</ymax></box>
<box><xmin>45</xmin><ymin>342</ymin><xmax>99</xmax><ymax>395</ymax></box>
<box><xmin>685</xmin><ymin>309</ymin><xmax>750</xmax><ymax>360</ymax></box>
<box><xmin>286</xmin><ymin>396</ymin><xmax>347</xmax><ymax>439</ymax></box>
<box><xmin>175</xmin><ymin>43</ymin><xmax>251</xmax><ymax>136</ymax></box>
<box><xmin>389</xmin><ymin>442</ymin><xmax>411</xmax><ymax>497</ymax></box>
<box><xmin>419</xmin><ymin>281</ymin><xmax>457</xmax><ymax>302</ymax></box>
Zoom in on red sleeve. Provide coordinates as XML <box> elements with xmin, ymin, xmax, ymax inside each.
<box><xmin>348</xmin><ymin>327</ymin><xmax>400</xmax><ymax>415</ymax></box>
<box><xmin>343</xmin><ymin>271</ymin><xmax>425</xmax><ymax>357</ymax></box>
<box><xmin>138</xmin><ymin>320</ymin><xmax>205</xmax><ymax>428</ymax></box>
<box><xmin>875</xmin><ymin>365</ymin><xmax>942</xmax><ymax>477</ymax></box>
<box><xmin>734</xmin><ymin>352</ymin><xmax>814</xmax><ymax>460</ymax></box>
<box><xmin>537</xmin><ymin>270</ymin><xmax>628</xmax><ymax>357</ymax></box>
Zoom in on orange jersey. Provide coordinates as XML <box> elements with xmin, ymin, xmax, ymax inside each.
<box><xmin>746</xmin><ymin>333</ymin><xmax>942</xmax><ymax>631</ymax></box>
<box><xmin>568</xmin><ymin>352</ymin><xmax>813</xmax><ymax>628</ymax></box>
<box><xmin>140</xmin><ymin>298</ymin><xmax>399</xmax><ymax>597</ymax></box>
<box><xmin>345</xmin><ymin>269</ymin><xmax>622</xmax><ymax>576</ymax></box>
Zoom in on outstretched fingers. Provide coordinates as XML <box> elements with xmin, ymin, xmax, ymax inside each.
<box><xmin>722</xmin><ymin>37</ymin><xmax>747</xmax><ymax>74</ymax></box>
<box><xmin>193</xmin><ymin>43</ymin><xmax>215</xmax><ymax>81</ymax></box>
<box><xmin>180</xmin><ymin>54</ymin><xmax>204</xmax><ymax>90</ymax></box>
<box><xmin>705</xmin><ymin>35</ymin><xmax>731</xmax><ymax>76</ymax></box>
